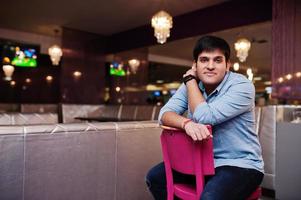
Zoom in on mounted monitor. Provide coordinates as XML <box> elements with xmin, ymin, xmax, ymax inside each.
<box><xmin>0</xmin><ymin>39</ymin><xmax>40</xmax><ymax>67</ymax></box>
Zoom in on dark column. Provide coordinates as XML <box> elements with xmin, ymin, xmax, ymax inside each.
<box><xmin>60</xmin><ymin>28</ymin><xmax>107</xmax><ymax>104</ymax></box>
<box><xmin>272</xmin><ymin>0</ymin><xmax>301</xmax><ymax>101</ymax></box>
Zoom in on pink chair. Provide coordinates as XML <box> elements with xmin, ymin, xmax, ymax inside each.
<box><xmin>160</xmin><ymin>125</ymin><xmax>261</xmax><ymax>200</ymax></box>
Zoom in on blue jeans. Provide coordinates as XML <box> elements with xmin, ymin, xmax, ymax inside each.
<box><xmin>145</xmin><ymin>162</ymin><xmax>263</xmax><ymax>200</ymax></box>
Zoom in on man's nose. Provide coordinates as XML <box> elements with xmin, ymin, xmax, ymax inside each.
<box><xmin>206</xmin><ymin>60</ymin><xmax>215</xmax><ymax>69</ymax></box>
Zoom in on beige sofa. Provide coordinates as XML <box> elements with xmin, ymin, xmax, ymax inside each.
<box><xmin>0</xmin><ymin>121</ymin><xmax>162</xmax><ymax>200</ymax></box>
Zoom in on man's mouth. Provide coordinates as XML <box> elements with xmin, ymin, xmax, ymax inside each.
<box><xmin>204</xmin><ymin>72</ymin><xmax>216</xmax><ymax>77</ymax></box>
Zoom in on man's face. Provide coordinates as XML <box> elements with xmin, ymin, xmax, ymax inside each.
<box><xmin>196</xmin><ymin>49</ymin><xmax>230</xmax><ymax>88</ymax></box>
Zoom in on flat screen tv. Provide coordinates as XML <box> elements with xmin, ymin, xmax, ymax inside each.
<box><xmin>1</xmin><ymin>39</ymin><xmax>39</xmax><ymax>67</ymax></box>
<box><xmin>109</xmin><ymin>61</ymin><xmax>126</xmax><ymax>76</ymax></box>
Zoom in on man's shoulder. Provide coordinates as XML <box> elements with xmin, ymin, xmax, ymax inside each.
<box><xmin>228</xmin><ymin>71</ymin><xmax>252</xmax><ymax>84</ymax></box>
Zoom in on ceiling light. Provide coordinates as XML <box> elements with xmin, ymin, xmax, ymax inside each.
<box><xmin>48</xmin><ymin>45</ymin><xmax>63</xmax><ymax>65</ymax></box>
<box><xmin>295</xmin><ymin>72</ymin><xmax>301</xmax><ymax>78</ymax></box>
<box><xmin>234</xmin><ymin>38</ymin><xmax>251</xmax><ymax>62</ymax></box>
<box><xmin>151</xmin><ymin>10</ymin><xmax>173</xmax><ymax>44</ymax></box>
<box><xmin>128</xmin><ymin>59</ymin><xmax>140</xmax><ymax>74</ymax></box>
<box><xmin>2</xmin><ymin>64</ymin><xmax>14</xmax><ymax>81</ymax></box>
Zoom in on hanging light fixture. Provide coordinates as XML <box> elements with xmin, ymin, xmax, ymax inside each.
<box><xmin>151</xmin><ymin>10</ymin><xmax>173</xmax><ymax>44</ymax></box>
<box><xmin>128</xmin><ymin>59</ymin><xmax>140</xmax><ymax>74</ymax></box>
<box><xmin>48</xmin><ymin>45</ymin><xmax>63</xmax><ymax>65</ymax></box>
<box><xmin>2</xmin><ymin>64</ymin><xmax>14</xmax><ymax>81</ymax></box>
<box><xmin>234</xmin><ymin>38</ymin><xmax>251</xmax><ymax>62</ymax></box>
<box><xmin>48</xmin><ymin>29</ymin><xmax>63</xmax><ymax>66</ymax></box>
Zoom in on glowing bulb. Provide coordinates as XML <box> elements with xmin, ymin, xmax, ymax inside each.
<box><xmin>25</xmin><ymin>78</ymin><xmax>31</xmax><ymax>83</ymax></box>
<box><xmin>233</xmin><ymin>62</ymin><xmax>240</xmax><ymax>71</ymax></box>
<box><xmin>246</xmin><ymin>68</ymin><xmax>252</xmax><ymax>76</ymax></box>
<box><xmin>46</xmin><ymin>75</ymin><xmax>53</xmax><ymax>83</ymax></box>
<box><xmin>10</xmin><ymin>80</ymin><xmax>16</xmax><ymax>86</ymax></box>
<box><xmin>73</xmin><ymin>71</ymin><xmax>82</xmax><ymax>78</ymax></box>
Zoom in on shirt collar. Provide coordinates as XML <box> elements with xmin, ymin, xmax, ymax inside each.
<box><xmin>198</xmin><ymin>71</ymin><xmax>231</xmax><ymax>94</ymax></box>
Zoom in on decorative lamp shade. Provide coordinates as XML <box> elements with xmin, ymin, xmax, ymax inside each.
<box><xmin>2</xmin><ymin>64</ymin><xmax>14</xmax><ymax>81</ymax></box>
<box><xmin>234</xmin><ymin>38</ymin><xmax>251</xmax><ymax>62</ymax></box>
<box><xmin>128</xmin><ymin>59</ymin><xmax>140</xmax><ymax>74</ymax></box>
<box><xmin>48</xmin><ymin>45</ymin><xmax>63</xmax><ymax>65</ymax></box>
<box><xmin>151</xmin><ymin>10</ymin><xmax>173</xmax><ymax>44</ymax></box>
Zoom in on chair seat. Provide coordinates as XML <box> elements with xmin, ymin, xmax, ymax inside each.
<box><xmin>246</xmin><ymin>187</ymin><xmax>261</xmax><ymax>200</ymax></box>
<box><xmin>174</xmin><ymin>183</ymin><xmax>197</xmax><ymax>200</ymax></box>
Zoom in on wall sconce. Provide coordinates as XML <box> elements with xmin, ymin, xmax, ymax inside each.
<box><xmin>25</xmin><ymin>78</ymin><xmax>32</xmax><ymax>84</ymax></box>
<box><xmin>46</xmin><ymin>75</ymin><xmax>53</xmax><ymax>83</ymax></box>
<box><xmin>10</xmin><ymin>80</ymin><xmax>16</xmax><ymax>87</ymax></box>
<box><xmin>73</xmin><ymin>71</ymin><xmax>82</xmax><ymax>79</ymax></box>
<box><xmin>2</xmin><ymin>64</ymin><xmax>14</xmax><ymax>81</ymax></box>
<box><xmin>233</xmin><ymin>62</ymin><xmax>240</xmax><ymax>71</ymax></box>
<box><xmin>246</xmin><ymin>68</ymin><xmax>253</xmax><ymax>81</ymax></box>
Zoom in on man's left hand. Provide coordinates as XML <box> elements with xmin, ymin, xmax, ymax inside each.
<box><xmin>183</xmin><ymin>63</ymin><xmax>197</xmax><ymax>78</ymax></box>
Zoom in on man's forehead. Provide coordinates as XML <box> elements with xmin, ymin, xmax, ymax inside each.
<box><xmin>198</xmin><ymin>49</ymin><xmax>225</xmax><ymax>58</ymax></box>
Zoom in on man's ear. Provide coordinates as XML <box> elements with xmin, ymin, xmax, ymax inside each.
<box><xmin>226</xmin><ymin>61</ymin><xmax>231</xmax><ymax>71</ymax></box>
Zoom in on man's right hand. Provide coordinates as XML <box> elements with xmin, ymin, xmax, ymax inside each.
<box><xmin>184</xmin><ymin>121</ymin><xmax>212</xmax><ymax>141</ymax></box>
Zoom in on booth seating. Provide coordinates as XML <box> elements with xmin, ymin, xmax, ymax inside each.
<box><xmin>60</xmin><ymin>104</ymin><xmax>162</xmax><ymax>123</ymax></box>
<box><xmin>0</xmin><ymin>121</ymin><xmax>162</xmax><ymax>200</ymax></box>
<box><xmin>21</xmin><ymin>104</ymin><xmax>58</xmax><ymax>113</ymax></box>
<box><xmin>0</xmin><ymin>103</ymin><xmax>20</xmax><ymax>113</ymax></box>
<box><xmin>0</xmin><ymin>113</ymin><xmax>58</xmax><ymax>125</ymax></box>
<box><xmin>257</xmin><ymin>105</ymin><xmax>301</xmax><ymax>199</ymax></box>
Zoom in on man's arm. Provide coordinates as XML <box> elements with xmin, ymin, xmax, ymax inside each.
<box><xmin>191</xmin><ymin>80</ymin><xmax>255</xmax><ymax>125</ymax></box>
<box><xmin>185</xmin><ymin>79</ymin><xmax>205</xmax><ymax>113</ymax></box>
<box><xmin>158</xmin><ymin>84</ymin><xmax>188</xmax><ymax>127</ymax></box>
<box><xmin>159</xmin><ymin>83</ymin><xmax>211</xmax><ymax>141</ymax></box>
<box><xmin>161</xmin><ymin>111</ymin><xmax>188</xmax><ymax>129</ymax></box>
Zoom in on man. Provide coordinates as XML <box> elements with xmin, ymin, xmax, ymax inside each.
<box><xmin>146</xmin><ymin>36</ymin><xmax>264</xmax><ymax>200</ymax></box>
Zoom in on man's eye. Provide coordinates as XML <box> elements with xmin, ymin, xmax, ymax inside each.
<box><xmin>215</xmin><ymin>58</ymin><xmax>223</xmax><ymax>63</ymax></box>
<box><xmin>200</xmin><ymin>58</ymin><xmax>208</xmax><ymax>63</ymax></box>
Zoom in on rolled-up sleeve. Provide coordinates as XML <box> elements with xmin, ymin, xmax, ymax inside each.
<box><xmin>158</xmin><ymin>84</ymin><xmax>188</xmax><ymax>124</ymax></box>
<box><xmin>192</xmin><ymin>81</ymin><xmax>255</xmax><ymax>125</ymax></box>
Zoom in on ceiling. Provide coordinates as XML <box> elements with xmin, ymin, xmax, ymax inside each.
<box><xmin>0</xmin><ymin>0</ymin><xmax>227</xmax><ymax>36</ymax></box>
<box><xmin>1</xmin><ymin>0</ymin><xmax>271</xmax><ymax>89</ymax></box>
<box><xmin>149</xmin><ymin>22</ymin><xmax>272</xmax><ymax>84</ymax></box>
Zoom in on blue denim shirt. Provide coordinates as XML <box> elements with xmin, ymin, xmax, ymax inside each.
<box><xmin>159</xmin><ymin>71</ymin><xmax>264</xmax><ymax>172</ymax></box>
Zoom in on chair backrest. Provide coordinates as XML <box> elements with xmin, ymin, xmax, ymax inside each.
<box><xmin>161</xmin><ymin>126</ymin><xmax>214</xmax><ymax>175</ymax></box>
<box><xmin>160</xmin><ymin>125</ymin><xmax>215</xmax><ymax>198</ymax></box>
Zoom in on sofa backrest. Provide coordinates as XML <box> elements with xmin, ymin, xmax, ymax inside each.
<box><xmin>0</xmin><ymin>121</ymin><xmax>162</xmax><ymax>200</ymax></box>
<box><xmin>0</xmin><ymin>113</ymin><xmax>58</xmax><ymax>125</ymax></box>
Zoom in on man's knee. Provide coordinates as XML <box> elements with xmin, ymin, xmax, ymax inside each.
<box><xmin>145</xmin><ymin>162</ymin><xmax>166</xmax><ymax>189</ymax></box>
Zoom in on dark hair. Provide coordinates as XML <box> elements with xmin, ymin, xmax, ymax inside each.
<box><xmin>193</xmin><ymin>35</ymin><xmax>231</xmax><ymax>62</ymax></box>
